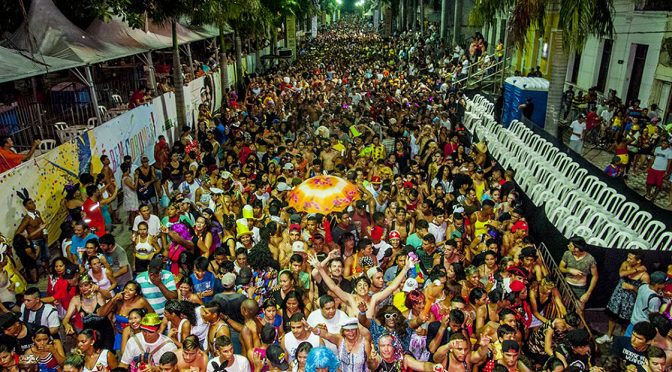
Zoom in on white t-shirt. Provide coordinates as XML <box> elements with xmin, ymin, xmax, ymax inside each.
<box><xmin>132</xmin><ymin>215</ymin><xmax>162</xmax><ymax>237</ymax></box>
<box><xmin>120</xmin><ymin>333</ymin><xmax>177</xmax><ymax>365</ymax></box>
<box><xmin>374</xmin><ymin>240</ymin><xmax>393</xmax><ymax>263</ymax></box>
<box><xmin>20</xmin><ymin>304</ymin><xmax>60</xmax><ymax>329</ymax></box>
<box><xmin>651</xmin><ymin>146</ymin><xmax>672</xmax><ymax>171</ymax></box>
<box><xmin>428</xmin><ymin>221</ymin><xmax>447</xmax><ymax>243</ymax></box>
<box><xmin>206</xmin><ymin>355</ymin><xmax>251</xmax><ymax>372</ymax></box>
<box><xmin>570</xmin><ymin>120</ymin><xmax>586</xmax><ymax>141</ymax></box>
<box><xmin>306</xmin><ymin>309</ymin><xmax>347</xmax><ymax>353</ymax></box>
<box><xmin>461</xmin><ymin>60</ymin><xmax>469</xmax><ymax>75</ymax></box>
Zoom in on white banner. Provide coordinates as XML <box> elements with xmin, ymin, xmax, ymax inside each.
<box><xmin>90</xmin><ymin>104</ymin><xmax>159</xmax><ymax>185</ymax></box>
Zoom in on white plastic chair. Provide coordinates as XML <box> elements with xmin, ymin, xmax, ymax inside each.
<box><xmin>558</xmin><ymin>215</ymin><xmax>581</xmax><ymax>238</ymax></box>
<box><xmin>614</xmin><ymin>202</ymin><xmax>640</xmax><ymax>224</ymax></box>
<box><xmin>38</xmin><ymin>139</ymin><xmax>56</xmax><ymax>151</ymax></box>
<box><xmin>569</xmin><ymin>168</ymin><xmax>588</xmax><ymax>185</ymax></box>
<box><xmin>640</xmin><ymin>220</ymin><xmax>666</xmax><ymax>244</ymax></box>
<box><xmin>572</xmin><ymin>225</ymin><xmax>593</xmax><ymax>239</ymax></box>
<box><xmin>603</xmin><ymin>194</ymin><xmax>626</xmax><ymax>216</ymax></box>
<box><xmin>628</xmin><ymin>211</ymin><xmax>653</xmax><ymax>234</ymax></box>
<box><xmin>112</xmin><ymin>94</ymin><xmax>123</xmax><ymax>106</ymax></box>
<box><xmin>87</xmin><ymin>117</ymin><xmax>98</xmax><ymax>128</ymax></box>
<box><xmin>587</xmin><ymin>237</ymin><xmax>607</xmax><ymax>246</ymax></box>
<box><xmin>578</xmin><ymin>175</ymin><xmax>599</xmax><ymax>194</ymax></box>
<box><xmin>654</xmin><ymin>232</ymin><xmax>672</xmax><ymax>251</ymax></box>
<box><xmin>625</xmin><ymin>241</ymin><xmax>650</xmax><ymax>250</ymax></box>
<box><xmin>98</xmin><ymin>106</ymin><xmax>108</xmax><ymax>121</ymax></box>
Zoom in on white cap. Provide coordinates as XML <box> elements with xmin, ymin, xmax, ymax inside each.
<box><xmin>292</xmin><ymin>241</ymin><xmax>305</xmax><ymax>253</ymax></box>
<box><xmin>277</xmin><ymin>182</ymin><xmax>292</xmax><ymax>192</ymax></box>
<box><xmin>340</xmin><ymin>317</ymin><xmax>359</xmax><ymax>330</ymax></box>
<box><xmin>283</xmin><ymin>163</ymin><xmax>294</xmax><ymax>170</ymax></box>
<box><xmin>402</xmin><ymin>278</ymin><xmax>418</xmax><ymax>292</ymax></box>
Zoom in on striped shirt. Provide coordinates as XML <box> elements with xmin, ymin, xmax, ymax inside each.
<box><xmin>135</xmin><ymin>270</ymin><xmax>176</xmax><ymax>316</ymax></box>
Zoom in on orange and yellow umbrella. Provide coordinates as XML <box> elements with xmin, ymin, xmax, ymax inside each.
<box><xmin>287</xmin><ymin>175</ymin><xmax>360</xmax><ymax>214</ymax></box>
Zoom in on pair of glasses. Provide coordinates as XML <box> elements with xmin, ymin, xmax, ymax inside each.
<box><xmin>384</xmin><ymin>313</ymin><xmax>398</xmax><ymax>320</ymax></box>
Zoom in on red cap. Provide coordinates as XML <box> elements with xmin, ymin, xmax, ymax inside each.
<box><xmin>371</xmin><ymin>226</ymin><xmax>384</xmax><ymax>241</ymax></box>
<box><xmin>511</xmin><ymin>221</ymin><xmax>529</xmax><ymax>233</ymax></box>
<box><xmin>389</xmin><ymin>230</ymin><xmax>401</xmax><ymax>240</ymax></box>
<box><xmin>370</xmin><ymin>176</ymin><xmax>382</xmax><ymax>184</ymax></box>
<box><xmin>403</xmin><ymin>181</ymin><xmax>414</xmax><ymax>189</ymax></box>
<box><xmin>289</xmin><ymin>224</ymin><xmax>301</xmax><ymax>232</ymax></box>
<box><xmin>509</xmin><ymin>280</ymin><xmax>526</xmax><ymax>293</ymax></box>
<box><xmin>664</xmin><ymin>283</ymin><xmax>672</xmax><ymax>292</ymax></box>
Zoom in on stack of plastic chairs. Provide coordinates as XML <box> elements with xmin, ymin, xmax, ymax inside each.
<box><xmin>463</xmin><ymin>96</ymin><xmax>671</xmax><ymax>250</ymax></box>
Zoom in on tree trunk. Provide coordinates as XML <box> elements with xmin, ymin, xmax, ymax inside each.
<box><xmin>219</xmin><ymin>26</ymin><xmax>229</xmax><ymax>91</ymax></box>
<box><xmin>399</xmin><ymin>0</ymin><xmax>405</xmax><ymax>32</ymax></box>
<box><xmin>235</xmin><ymin>31</ymin><xmax>244</xmax><ymax>92</ymax></box>
<box><xmin>440</xmin><ymin>0</ymin><xmax>449</xmax><ymax>40</ymax></box>
<box><xmin>452</xmin><ymin>0</ymin><xmax>462</xmax><ymax>45</ymax></box>
<box><xmin>544</xmin><ymin>30</ymin><xmax>566</xmax><ymax>137</ymax></box>
<box><xmin>406</xmin><ymin>0</ymin><xmax>413</xmax><ymax>30</ymax></box>
<box><xmin>411</xmin><ymin>0</ymin><xmax>417</xmax><ymax>31</ymax></box>
<box><xmin>255</xmin><ymin>37</ymin><xmax>262</xmax><ymax>73</ymax></box>
<box><xmin>172</xmin><ymin>20</ymin><xmax>187</xmax><ymax>129</ymax></box>
<box><xmin>419</xmin><ymin>0</ymin><xmax>424</xmax><ymax>33</ymax></box>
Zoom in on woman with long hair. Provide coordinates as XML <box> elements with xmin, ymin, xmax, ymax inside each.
<box><xmin>23</xmin><ymin>326</ymin><xmax>65</xmax><ymax>372</ymax></box>
<box><xmin>131</xmin><ymin>221</ymin><xmax>161</xmax><ymax>273</ymax></box>
<box><xmin>360</xmin><ymin>304</ymin><xmax>412</xmax><ymax>352</ymax></box>
<box><xmin>313</xmin><ymin>318</ymin><xmax>372</xmax><ymax>372</ymax></box>
<box><xmin>76</xmin><ymin>329</ymin><xmax>118</xmax><ymax>372</ymax></box>
<box><xmin>0</xmin><ymin>344</ymin><xmax>19</xmax><ymax>372</ymax></box>
<box><xmin>597</xmin><ymin>252</ymin><xmax>649</xmax><ymax>344</ymax></box>
<box><xmin>193</xmin><ymin>215</ymin><xmax>213</xmax><ymax>258</ymax></box>
<box><xmin>62</xmin><ymin>274</ymin><xmax>115</xmax><ymax>351</ymax></box>
<box><xmin>119</xmin><ymin>308</ymin><xmax>146</xmax><ymax>353</ymax></box>
<box><xmin>161</xmin><ymin>299</ymin><xmax>197</xmax><ymax>347</ymax></box>
<box><xmin>177</xmin><ymin>276</ymin><xmax>203</xmax><ymax>304</ymax></box>
<box><xmin>402</xmin><ymin>290</ymin><xmax>431</xmax><ymax>361</ymax></box>
<box><xmin>87</xmin><ymin>255</ymin><xmax>116</xmax><ymax>295</ymax></box>
<box><xmin>42</xmin><ymin>256</ymin><xmax>73</xmax><ymax>317</ymax></box>
<box><xmin>290</xmin><ymin>342</ymin><xmax>313</xmax><ymax>372</ymax></box>
<box><xmin>63</xmin><ymin>184</ymin><xmax>83</xmax><ymax>223</ymax></box>
<box><xmin>97</xmin><ymin>280</ymin><xmax>155</xmax><ymax>350</ymax></box>
<box><xmin>281</xmin><ymin>291</ymin><xmax>305</xmax><ymax>334</ymax></box>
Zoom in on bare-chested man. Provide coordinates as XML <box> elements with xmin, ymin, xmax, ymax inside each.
<box><xmin>202</xmin><ymin>302</ymin><xmax>230</xmax><ymax>356</ymax></box>
<box><xmin>240</xmin><ymin>299</ymin><xmax>263</xmax><ymax>361</ymax></box>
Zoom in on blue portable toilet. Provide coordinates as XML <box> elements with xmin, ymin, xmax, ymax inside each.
<box><xmin>502</xmin><ymin>77</ymin><xmax>549</xmax><ymax>128</ymax></box>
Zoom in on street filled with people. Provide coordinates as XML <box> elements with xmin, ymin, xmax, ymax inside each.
<box><xmin>0</xmin><ymin>17</ymin><xmax>671</xmax><ymax>372</ymax></box>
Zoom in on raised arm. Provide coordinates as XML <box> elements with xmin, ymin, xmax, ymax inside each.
<box><xmin>308</xmin><ymin>255</ymin><xmax>355</xmax><ymax>307</ymax></box>
<box><xmin>370</xmin><ymin>258</ymin><xmax>412</xmax><ymax>314</ymax></box>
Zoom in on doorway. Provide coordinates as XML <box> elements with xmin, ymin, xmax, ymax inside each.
<box><xmin>626</xmin><ymin>44</ymin><xmax>648</xmax><ymax>105</ymax></box>
<box><xmin>596</xmin><ymin>40</ymin><xmax>613</xmax><ymax>93</ymax></box>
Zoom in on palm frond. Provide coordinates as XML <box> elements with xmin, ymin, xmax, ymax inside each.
<box><xmin>507</xmin><ymin>0</ymin><xmax>545</xmax><ymax>47</ymax></box>
<box><xmin>559</xmin><ymin>0</ymin><xmax>614</xmax><ymax>49</ymax></box>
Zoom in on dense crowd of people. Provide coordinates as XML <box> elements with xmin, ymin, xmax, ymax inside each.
<box><xmin>0</xmin><ymin>17</ymin><xmax>671</xmax><ymax>372</ymax></box>
<box><xmin>561</xmin><ymin>85</ymin><xmax>672</xmax><ymax>205</ymax></box>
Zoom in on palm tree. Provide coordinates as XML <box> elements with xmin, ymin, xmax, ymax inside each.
<box><xmin>193</xmin><ymin>0</ymin><xmax>261</xmax><ymax>97</ymax></box>
<box><xmin>145</xmin><ymin>0</ymin><xmax>208</xmax><ymax>128</ymax></box>
<box><xmin>470</xmin><ymin>0</ymin><xmax>614</xmax><ymax>137</ymax></box>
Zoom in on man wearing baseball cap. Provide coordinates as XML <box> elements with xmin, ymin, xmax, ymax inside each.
<box><xmin>266</xmin><ymin>344</ymin><xmax>290</xmax><ymax>371</ymax></box>
<box><xmin>626</xmin><ymin>271</ymin><xmax>670</xmax><ymax>336</ymax></box>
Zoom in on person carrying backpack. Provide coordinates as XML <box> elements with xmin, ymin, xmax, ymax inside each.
<box><xmin>625</xmin><ymin>271</ymin><xmax>669</xmax><ymax>337</ymax></box>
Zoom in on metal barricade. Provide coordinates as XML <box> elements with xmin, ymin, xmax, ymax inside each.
<box><xmin>537</xmin><ymin>242</ymin><xmax>593</xmax><ymax>337</ymax></box>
